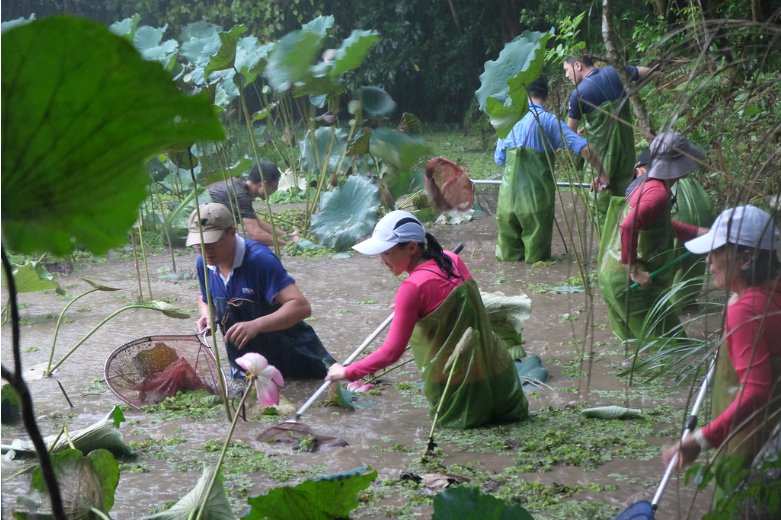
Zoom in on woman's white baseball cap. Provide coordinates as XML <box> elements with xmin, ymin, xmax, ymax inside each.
<box><xmin>352</xmin><ymin>210</ymin><xmax>426</xmax><ymax>255</ymax></box>
<box><xmin>685</xmin><ymin>205</ymin><xmax>778</xmax><ymax>254</ymax></box>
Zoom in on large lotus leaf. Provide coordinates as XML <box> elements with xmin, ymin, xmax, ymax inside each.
<box><xmin>432</xmin><ymin>486</ymin><xmax>533</xmax><ymax>520</ymax></box>
<box><xmin>475</xmin><ymin>29</ymin><xmax>553</xmax><ymax>138</ymax></box>
<box><xmin>328</xmin><ymin>30</ymin><xmax>379</xmax><ymax>78</ymax></box>
<box><xmin>143</xmin><ymin>466</ymin><xmax>232</xmax><ymax>520</ymax></box>
<box><xmin>264</xmin><ymin>30</ymin><xmax>325</xmax><ymax>92</ymax></box>
<box><xmin>14</xmin><ymin>448</ymin><xmax>119</xmax><ymax>519</ymax></box>
<box><xmin>245</xmin><ymin>466</ymin><xmax>377</xmax><ymax>520</ymax></box>
<box><xmin>219</xmin><ymin>36</ymin><xmax>274</xmax><ymax>98</ymax></box>
<box><xmin>180</xmin><ymin>21</ymin><xmax>222</xmax><ymax>42</ymax></box>
<box><xmin>180</xmin><ymin>30</ymin><xmax>223</xmax><ymax>85</ymax></box>
<box><xmin>301</xmin><ymin>15</ymin><xmax>334</xmax><ymax>35</ymax></box>
<box><xmin>299</xmin><ymin>127</ymin><xmax>349</xmax><ymax>177</ymax></box>
<box><xmin>2</xmin><ymin>261</ymin><xmax>61</xmax><ymax>294</ymax></box>
<box><xmin>8</xmin><ymin>406</ymin><xmax>133</xmax><ymax>458</ymax></box>
<box><xmin>134</xmin><ymin>24</ymin><xmax>179</xmax><ymax>70</ymax></box>
<box><xmin>355</xmin><ymin>86</ymin><xmax>396</xmax><ymax>120</ymax></box>
<box><xmin>369</xmin><ymin>128</ymin><xmax>430</xmax><ymax>198</ymax></box>
<box><xmin>1</xmin><ymin>16</ymin><xmax>224</xmax><ymax>256</ymax></box>
<box><xmin>204</xmin><ymin>25</ymin><xmax>247</xmax><ymax>77</ymax></box>
<box><xmin>310</xmin><ymin>175</ymin><xmax>380</xmax><ymax>251</ymax></box>
<box><xmin>108</xmin><ymin>14</ymin><xmax>141</xmax><ymax>41</ymax></box>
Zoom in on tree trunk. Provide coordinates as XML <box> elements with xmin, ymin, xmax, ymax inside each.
<box><xmin>496</xmin><ymin>0</ymin><xmax>522</xmax><ymax>43</ymax></box>
<box><xmin>601</xmin><ymin>0</ymin><xmax>653</xmax><ymax>138</ymax></box>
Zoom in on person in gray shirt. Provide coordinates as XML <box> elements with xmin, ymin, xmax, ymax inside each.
<box><xmin>208</xmin><ymin>161</ymin><xmax>292</xmax><ymax>246</ymax></box>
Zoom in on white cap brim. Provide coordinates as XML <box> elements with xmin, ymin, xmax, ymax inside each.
<box><xmin>352</xmin><ymin>237</ymin><xmax>397</xmax><ymax>255</ymax></box>
<box><xmin>685</xmin><ymin>229</ymin><xmax>727</xmax><ymax>255</ymax></box>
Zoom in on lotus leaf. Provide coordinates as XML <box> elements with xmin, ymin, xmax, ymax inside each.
<box><xmin>515</xmin><ymin>355</ymin><xmax>548</xmax><ymax>388</ymax></box>
<box><xmin>134</xmin><ymin>24</ymin><xmax>179</xmax><ymax>70</ymax></box>
<box><xmin>203</xmin><ymin>25</ymin><xmax>247</xmax><ymax>77</ymax></box>
<box><xmin>1</xmin><ymin>384</ymin><xmax>21</xmax><ymax>425</ymax></box>
<box><xmin>1</xmin><ymin>16</ymin><xmax>224</xmax><ymax>256</ymax></box>
<box><xmin>369</xmin><ymin>127</ymin><xmax>430</xmax><ymax>199</ymax></box>
<box><xmin>310</xmin><ymin>175</ymin><xmax>380</xmax><ymax>251</ymax></box>
<box><xmin>299</xmin><ymin>127</ymin><xmax>349</xmax><ymax>177</ymax></box>
<box><xmin>180</xmin><ymin>21</ymin><xmax>222</xmax><ymax>42</ymax></box>
<box><xmin>108</xmin><ymin>14</ymin><xmax>141</xmax><ymax>41</ymax></box>
<box><xmin>2</xmin><ymin>262</ymin><xmax>61</xmax><ymax>295</ymax></box>
<box><xmin>143</xmin><ymin>466</ymin><xmax>233</xmax><ymax>520</ymax></box>
<box><xmin>581</xmin><ymin>406</ymin><xmax>642</xmax><ymax>420</ymax></box>
<box><xmin>480</xmin><ymin>290</ymin><xmax>532</xmax><ymax>352</ymax></box>
<box><xmin>14</xmin><ymin>448</ymin><xmax>119</xmax><ymax>518</ymax></box>
<box><xmin>328</xmin><ymin>30</ymin><xmax>379</xmax><ymax>78</ymax></box>
<box><xmin>245</xmin><ymin>466</ymin><xmax>377</xmax><ymax>520</ymax></box>
<box><xmin>265</xmin><ymin>30</ymin><xmax>325</xmax><ymax>92</ymax></box>
<box><xmin>475</xmin><ymin>29</ymin><xmax>553</xmax><ymax>138</ymax></box>
<box><xmin>432</xmin><ymin>486</ymin><xmax>534</xmax><ymax>520</ymax></box>
<box><xmin>354</xmin><ymin>86</ymin><xmax>397</xmax><ymax>120</ymax></box>
<box><xmin>7</xmin><ymin>406</ymin><xmax>132</xmax><ymax>458</ymax></box>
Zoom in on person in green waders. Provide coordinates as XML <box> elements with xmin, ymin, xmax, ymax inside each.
<box><xmin>626</xmin><ymin>150</ymin><xmax>716</xmax><ymax>308</ymax></box>
<box><xmin>662</xmin><ymin>205</ymin><xmax>781</xmax><ymax>518</ymax></box>
<box><xmin>563</xmin><ymin>53</ymin><xmax>652</xmax><ymax>228</ymax></box>
<box><xmin>493</xmin><ymin>75</ymin><xmax>607</xmax><ymax>263</ymax></box>
<box><xmin>325</xmin><ymin>211</ymin><xmax>528</xmax><ymax>429</ymax></box>
<box><xmin>598</xmin><ymin>131</ymin><xmax>708</xmax><ymax>343</ymax></box>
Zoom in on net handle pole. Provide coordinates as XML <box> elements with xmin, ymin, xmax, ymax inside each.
<box><xmin>471</xmin><ymin>179</ymin><xmax>590</xmax><ymax>188</ymax></box>
<box><xmin>651</xmin><ymin>359</ymin><xmax>716</xmax><ymax>510</ymax></box>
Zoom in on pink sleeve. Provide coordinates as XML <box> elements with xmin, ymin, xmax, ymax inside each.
<box><xmin>672</xmin><ymin>220</ymin><xmax>699</xmax><ymax>242</ymax></box>
<box><xmin>344</xmin><ymin>280</ymin><xmax>422</xmax><ymax>381</ymax></box>
<box><xmin>701</xmin><ymin>303</ymin><xmax>775</xmax><ymax>447</ymax></box>
<box><xmin>620</xmin><ymin>184</ymin><xmax>669</xmax><ymax>264</ymax></box>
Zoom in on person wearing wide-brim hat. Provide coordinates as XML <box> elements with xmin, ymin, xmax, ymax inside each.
<box><xmin>325</xmin><ymin>210</ymin><xmax>529</xmax><ymax>429</ymax></box>
<box><xmin>662</xmin><ymin>205</ymin><xmax>781</xmax><ymax>515</ymax></box>
<box><xmin>597</xmin><ymin>131</ymin><xmax>709</xmax><ymax>342</ymax></box>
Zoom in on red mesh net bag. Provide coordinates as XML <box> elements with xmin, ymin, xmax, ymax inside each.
<box><xmin>424</xmin><ymin>158</ymin><xmax>475</xmax><ymax>211</ymax></box>
<box><xmin>105</xmin><ymin>335</ymin><xmax>224</xmax><ymax>409</ymax></box>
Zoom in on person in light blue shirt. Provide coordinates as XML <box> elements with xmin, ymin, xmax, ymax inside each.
<box><xmin>492</xmin><ymin>75</ymin><xmax>606</xmax><ymax>262</ymax></box>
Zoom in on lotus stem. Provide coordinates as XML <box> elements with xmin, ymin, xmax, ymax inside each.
<box><xmin>136</xmin><ymin>221</ymin><xmax>153</xmax><ymax>300</ymax></box>
<box><xmin>45</xmin><ymin>288</ymin><xmax>98</xmax><ymax>375</ymax></box>
<box><xmin>130</xmin><ymin>228</ymin><xmax>144</xmax><ymax>300</ymax></box>
<box><xmin>195</xmin><ymin>375</ymin><xmax>253</xmax><ymax>520</ymax></box>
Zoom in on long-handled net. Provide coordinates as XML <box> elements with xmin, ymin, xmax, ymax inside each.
<box><xmin>424</xmin><ymin>158</ymin><xmax>475</xmax><ymax>212</ymax></box>
<box><xmin>105</xmin><ymin>334</ymin><xmax>225</xmax><ymax>410</ymax></box>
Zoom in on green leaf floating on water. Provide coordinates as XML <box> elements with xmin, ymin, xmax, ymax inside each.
<box><xmin>245</xmin><ymin>466</ymin><xmax>377</xmax><ymax>520</ymax></box>
<box><xmin>581</xmin><ymin>406</ymin><xmax>642</xmax><ymax>420</ymax></box>
<box><xmin>1</xmin><ymin>15</ymin><xmax>224</xmax><ymax>256</ymax></box>
<box><xmin>13</xmin><ymin>448</ymin><xmax>119</xmax><ymax>518</ymax></box>
<box><xmin>143</xmin><ymin>465</ymin><xmax>233</xmax><ymax>520</ymax></box>
<box><xmin>432</xmin><ymin>486</ymin><xmax>534</xmax><ymax>520</ymax></box>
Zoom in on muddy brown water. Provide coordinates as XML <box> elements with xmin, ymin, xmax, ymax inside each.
<box><xmin>2</xmin><ymin>197</ymin><xmax>713</xmax><ymax>519</ymax></box>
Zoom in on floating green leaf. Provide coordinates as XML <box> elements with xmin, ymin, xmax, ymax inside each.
<box><xmin>143</xmin><ymin>466</ymin><xmax>233</xmax><ymax>520</ymax></box>
<box><xmin>1</xmin><ymin>16</ymin><xmax>224</xmax><ymax>256</ymax></box>
<box><xmin>432</xmin><ymin>486</ymin><xmax>534</xmax><ymax>520</ymax></box>
<box><xmin>581</xmin><ymin>406</ymin><xmax>642</xmax><ymax>420</ymax></box>
<box><xmin>310</xmin><ymin>175</ymin><xmax>380</xmax><ymax>251</ymax></box>
<box><xmin>245</xmin><ymin>466</ymin><xmax>377</xmax><ymax>520</ymax></box>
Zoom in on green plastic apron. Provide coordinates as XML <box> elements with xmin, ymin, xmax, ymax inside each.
<box><xmin>581</xmin><ymin>99</ymin><xmax>636</xmax><ymax>229</ymax></box>
<box><xmin>709</xmin><ymin>335</ymin><xmax>781</xmax><ymax>508</ymax></box>
<box><xmin>670</xmin><ymin>177</ymin><xmax>715</xmax><ymax>307</ymax></box>
<box><xmin>495</xmin><ymin>147</ymin><xmax>555</xmax><ymax>263</ymax></box>
<box><xmin>408</xmin><ymin>279</ymin><xmax>529</xmax><ymax>429</ymax></box>
<box><xmin>598</xmin><ymin>195</ymin><xmax>682</xmax><ymax>342</ymax></box>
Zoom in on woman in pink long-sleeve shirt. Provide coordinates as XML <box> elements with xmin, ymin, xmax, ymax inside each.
<box><xmin>662</xmin><ymin>205</ymin><xmax>781</xmax><ymax>511</ymax></box>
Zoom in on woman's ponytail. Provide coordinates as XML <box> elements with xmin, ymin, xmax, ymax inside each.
<box><xmin>422</xmin><ymin>233</ymin><xmax>459</xmax><ymax>279</ymax></box>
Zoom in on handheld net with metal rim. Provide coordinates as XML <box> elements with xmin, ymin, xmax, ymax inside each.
<box><xmin>105</xmin><ymin>334</ymin><xmax>224</xmax><ymax>410</ymax></box>
<box><xmin>424</xmin><ymin>158</ymin><xmax>476</xmax><ymax>212</ymax></box>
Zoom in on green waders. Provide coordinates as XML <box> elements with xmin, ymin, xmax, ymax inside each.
<box><xmin>709</xmin><ymin>339</ymin><xmax>781</xmax><ymax>513</ymax></box>
<box><xmin>582</xmin><ymin>99</ymin><xmax>636</xmax><ymax>230</ymax></box>
<box><xmin>670</xmin><ymin>177</ymin><xmax>715</xmax><ymax>307</ymax></box>
<box><xmin>495</xmin><ymin>147</ymin><xmax>555</xmax><ymax>263</ymax></box>
<box><xmin>408</xmin><ymin>279</ymin><xmax>529</xmax><ymax>429</ymax></box>
<box><xmin>598</xmin><ymin>195</ymin><xmax>682</xmax><ymax>342</ymax></box>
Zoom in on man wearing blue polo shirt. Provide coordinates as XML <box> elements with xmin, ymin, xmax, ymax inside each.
<box><xmin>494</xmin><ymin>75</ymin><xmax>606</xmax><ymax>262</ymax></box>
<box><xmin>563</xmin><ymin>53</ymin><xmax>651</xmax><ymax>226</ymax></box>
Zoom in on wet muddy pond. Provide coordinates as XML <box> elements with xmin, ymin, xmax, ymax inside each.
<box><xmin>2</xmin><ymin>199</ymin><xmax>714</xmax><ymax>519</ymax></box>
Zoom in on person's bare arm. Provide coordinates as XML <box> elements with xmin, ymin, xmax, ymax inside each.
<box><xmin>243</xmin><ymin>217</ymin><xmax>287</xmax><ymax>246</ymax></box>
<box><xmin>224</xmin><ymin>283</ymin><xmax>311</xmax><ymax>349</ymax></box>
<box><xmin>197</xmin><ymin>299</ymin><xmax>212</xmax><ymax>334</ymax></box>
<box><xmin>636</xmin><ymin>66</ymin><xmax>653</xmax><ymax>80</ymax></box>
<box><xmin>567</xmin><ymin>117</ymin><xmax>579</xmax><ymax>132</ymax></box>
<box><xmin>580</xmin><ymin>144</ymin><xmax>609</xmax><ymax>191</ymax></box>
